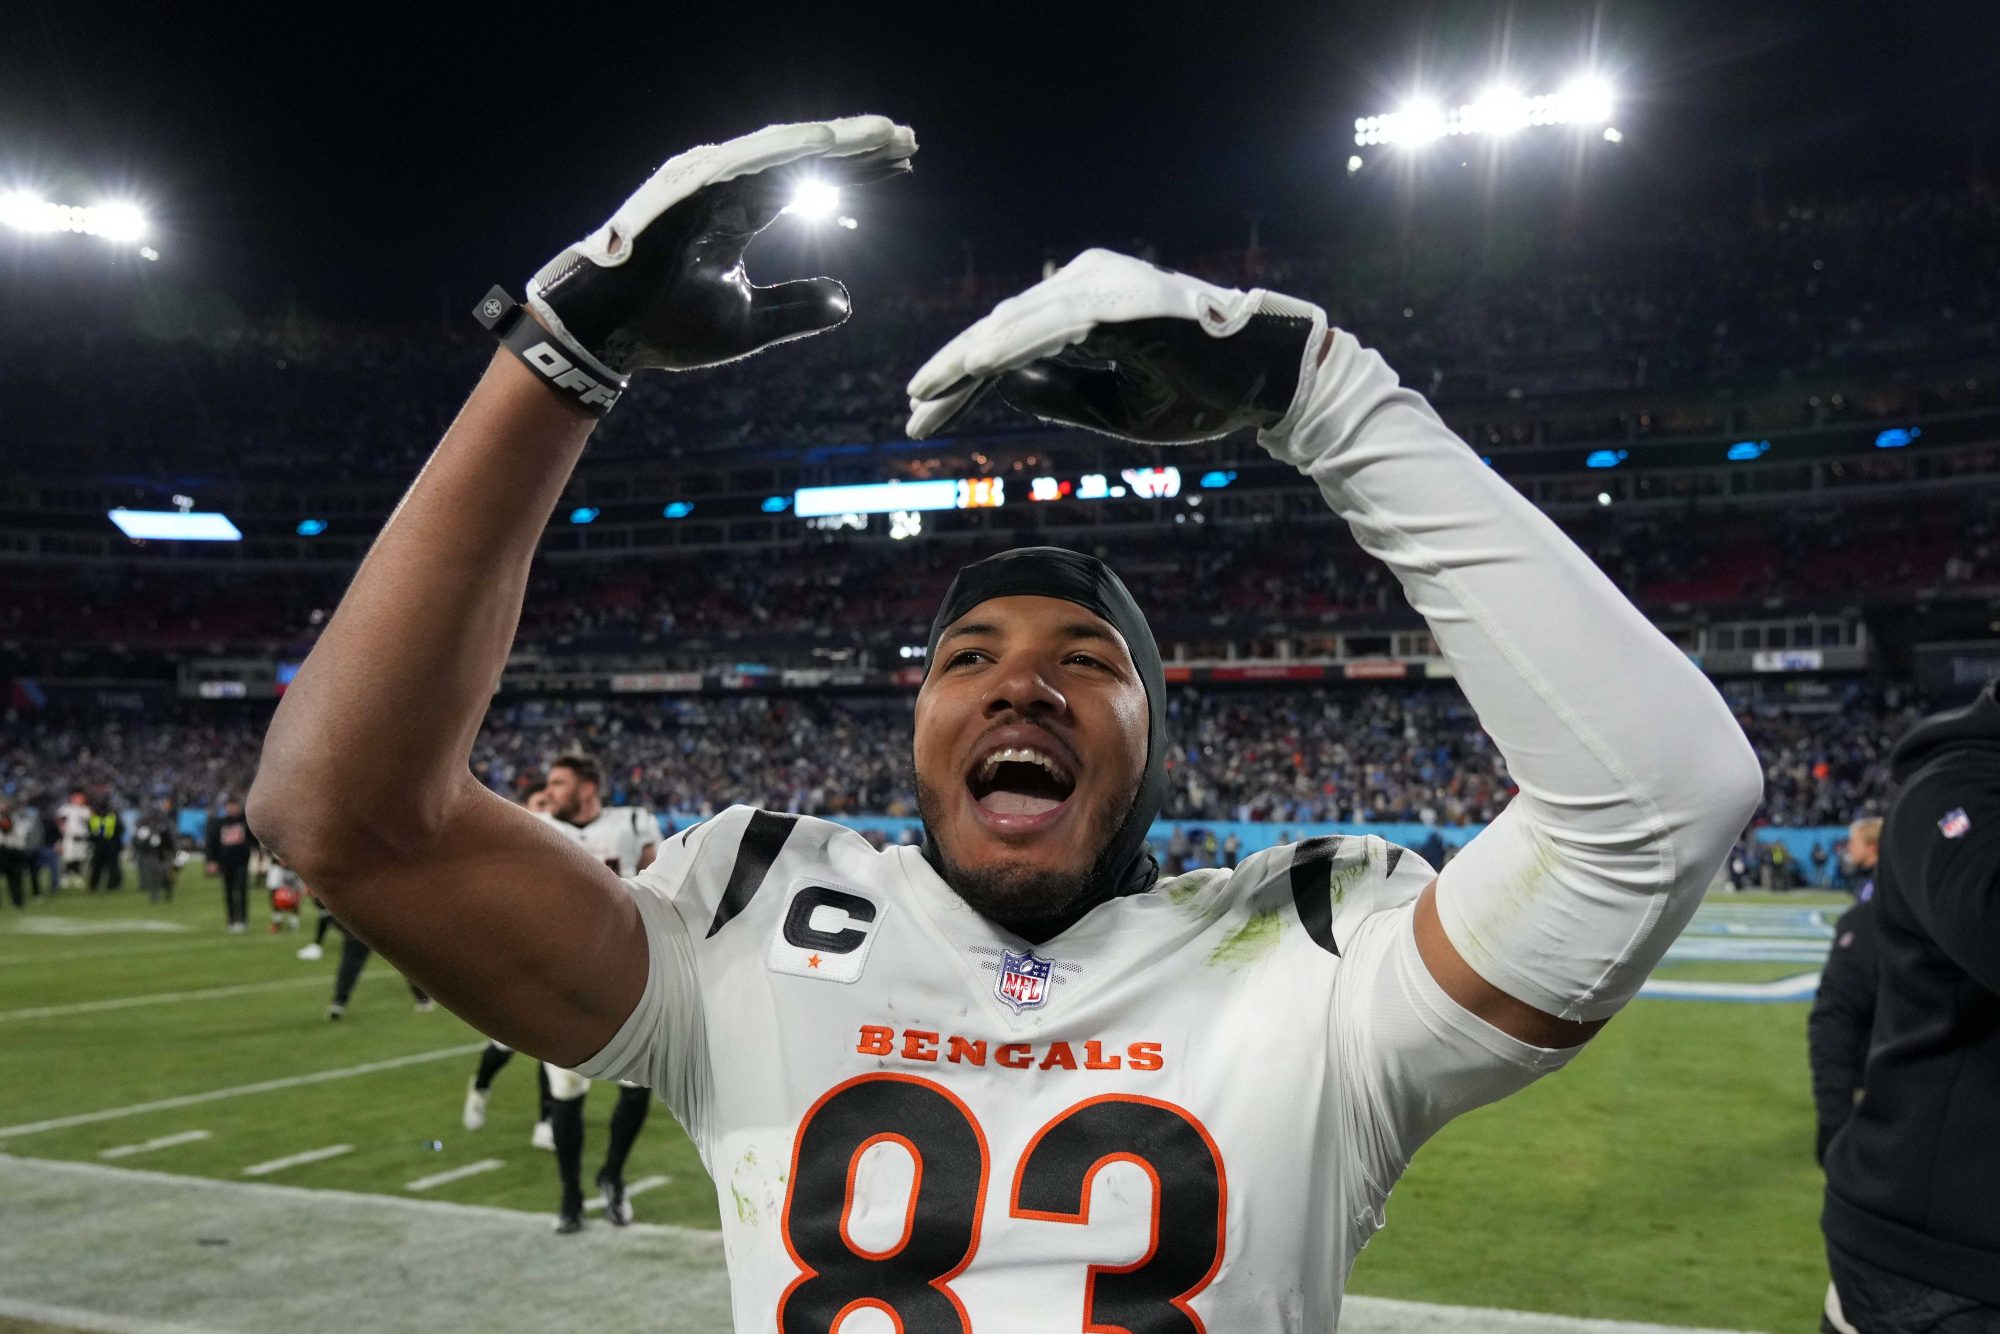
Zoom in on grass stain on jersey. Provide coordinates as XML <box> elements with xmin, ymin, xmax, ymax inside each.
<box><xmin>1328</xmin><ymin>859</ymin><xmax>1368</xmax><ymax>906</ymax></box>
<box><xmin>1166</xmin><ymin>870</ymin><xmax>1222</xmax><ymax>906</ymax></box>
<box><xmin>1456</xmin><ymin>824</ymin><xmax>1559</xmax><ymax>977</ymax></box>
<box><xmin>731</xmin><ymin>1183</ymin><xmax>756</xmax><ymax>1224</ymax></box>
<box><xmin>1208</xmin><ymin>908</ymin><xmax>1283</xmax><ymax>968</ymax></box>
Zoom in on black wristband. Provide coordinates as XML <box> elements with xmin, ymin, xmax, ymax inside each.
<box><xmin>472</xmin><ymin>286</ymin><xmax>626</xmax><ymax>418</ymax></box>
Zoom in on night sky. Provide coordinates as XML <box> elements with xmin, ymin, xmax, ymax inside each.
<box><xmin>4</xmin><ymin>0</ymin><xmax>1996</xmax><ymax>320</ymax></box>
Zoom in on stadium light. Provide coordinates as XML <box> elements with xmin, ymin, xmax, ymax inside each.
<box><xmin>1355</xmin><ymin>72</ymin><xmax>1616</xmax><ymax>146</ymax></box>
<box><xmin>2</xmin><ymin>193</ymin><xmax>148</xmax><ymax>240</ymax></box>
<box><xmin>783</xmin><ymin>180</ymin><xmax>841</xmax><ymax>223</ymax></box>
<box><xmin>296</xmin><ymin>518</ymin><xmax>328</xmax><ymax>536</ymax></box>
<box><xmin>662</xmin><ymin>501</ymin><xmax>695</xmax><ymax>519</ymax></box>
<box><xmin>568</xmin><ymin>506</ymin><xmax>600</xmax><ymax>525</ymax></box>
<box><xmin>1469</xmin><ymin>85</ymin><xmax>1530</xmax><ymax>136</ymax></box>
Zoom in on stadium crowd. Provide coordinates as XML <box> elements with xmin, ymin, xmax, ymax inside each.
<box><xmin>2</xmin><ymin>186</ymin><xmax>1993</xmax><ymax>481</ymax></box>
<box><xmin>0</xmin><ymin>682</ymin><xmax>1919</xmax><ymax>861</ymax></box>
<box><xmin>6</xmin><ymin>491</ymin><xmax>1998</xmax><ymax>660</ymax></box>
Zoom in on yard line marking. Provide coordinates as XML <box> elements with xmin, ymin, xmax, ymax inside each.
<box><xmin>1</xmin><ymin>1152</ymin><xmax>724</xmax><ymax>1242</ymax></box>
<box><xmin>0</xmin><ymin>1042</ymin><xmax>486</xmax><ymax>1138</ymax></box>
<box><xmin>0</xmin><ymin>937</ymin><xmax>242</xmax><ymax>967</ymax></box>
<box><xmin>242</xmin><ymin>1143</ymin><xmax>352</xmax><ymax>1176</ymax></box>
<box><xmin>3</xmin><ymin>917</ymin><xmax>192</xmax><ymax>936</ymax></box>
<box><xmin>0</xmin><ymin>1295</ymin><xmax>225</xmax><ymax>1334</ymax></box>
<box><xmin>585</xmin><ymin>1173</ymin><xmax>669</xmax><ymax>1211</ymax></box>
<box><xmin>1342</xmin><ymin>1294</ymin><xmax>1754</xmax><ymax>1333</ymax></box>
<box><xmin>98</xmin><ymin>1129</ymin><xmax>212</xmax><ymax>1159</ymax></box>
<box><xmin>0</xmin><ymin>972</ymin><xmax>383</xmax><ymax>1022</ymax></box>
<box><xmin>406</xmin><ymin>1158</ymin><xmax>505</xmax><ymax>1191</ymax></box>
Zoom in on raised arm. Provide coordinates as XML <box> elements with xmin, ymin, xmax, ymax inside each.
<box><xmin>250</xmin><ymin>118</ymin><xmax>915</xmax><ymax>1066</ymax></box>
<box><xmin>907</xmin><ymin>249</ymin><xmax>1763</xmax><ymax>1047</ymax></box>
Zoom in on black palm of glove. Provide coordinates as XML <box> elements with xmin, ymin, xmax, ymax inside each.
<box><xmin>992</xmin><ymin>316</ymin><xmax>1320</xmax><ymax>444</ymax></box>
<box><xmin>906</xmin><ymin>249</ymin><xmax>1326</xmax><ymax>444</ymax></box>
<box><xmin>523</xmin><ymin>117</ymin><xmax>916</xmax><ymax>383</ymax></box>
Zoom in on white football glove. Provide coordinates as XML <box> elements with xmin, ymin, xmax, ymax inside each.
<box><xmin>905</xmin><ymin>248</ymin><xmax>1325</xmax><ymax>443</ymax></box>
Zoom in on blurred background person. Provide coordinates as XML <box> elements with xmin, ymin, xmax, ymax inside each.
<box><xmin>85</xmin><ymin>795</ymin><xmax>125</xmax><ymax>892</ymax></box>
<box><xmin>204</xmin><ymin>795</ymin><xmax>258</xmax><ymax>932</ymax></box>
<box><xmin>132</xmin><ymin>794</ymin><xmax>179</xmax><ymax>904</ymax></box>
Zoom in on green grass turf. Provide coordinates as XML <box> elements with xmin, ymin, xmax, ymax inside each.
<box><xmin>1</xmin><ymin>873</ymin><xmax>1830</xmax><ymax>1331</ymax></box>
<box><xmin>0</xmin><ymin>875</ymin><xmax>710</xmax><ymax>1224</ymax></box>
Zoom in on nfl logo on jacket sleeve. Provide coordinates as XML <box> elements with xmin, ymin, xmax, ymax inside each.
<box><xmin>1939</xmin><ymin>807</ymin><xmax>1972</xmax><ymax>839</ymax></box>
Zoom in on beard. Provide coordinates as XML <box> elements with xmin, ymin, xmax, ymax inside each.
<box><xmin>915</xmin><ymin>768</ymin><xmax>1137</xmax><ymax>930</ymax></box>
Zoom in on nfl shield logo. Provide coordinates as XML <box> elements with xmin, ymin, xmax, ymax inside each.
<box><xmin>996</xmin><ymin>949</ymin><xmax>1054</xmax><ymax>1013</ymax></box>
<box><xmin>1940</xmin><ymin>807</ymin><xmax>1972</xmax><ymax>839</ymax></box>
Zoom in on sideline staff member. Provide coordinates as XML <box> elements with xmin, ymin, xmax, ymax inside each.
<box><xmin>1822</xmin><ymin>683</ymin><xmax>2000</xmax><ymax>1328</ymax></box>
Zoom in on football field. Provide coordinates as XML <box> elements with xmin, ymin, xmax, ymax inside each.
<box><xmin>0</xmin><ymin>872</ymin><xmax>1845</xmax><ymax>1332</ymax></box>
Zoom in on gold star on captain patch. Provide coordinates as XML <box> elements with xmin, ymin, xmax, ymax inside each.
<box><xmin>807</xmin><ymin>954</ymin><xmax>822</xmax><ymax>969</ymax></box>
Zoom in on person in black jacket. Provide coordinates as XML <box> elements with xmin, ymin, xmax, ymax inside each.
<box><xmin>133</xmin><ymin>796</ymin><xmax>179</xmax><ymax>904</ymax></box>
<box><xmin>1822</xmin><ymin>682</ymin><xmax>2000</xmax><ymax>1329</ymax></box>
<box><xmin>204</xmin><ymin>796</ymin><xmax>258</xmax><ymax>933</ymax></box>
<box><xmin>1808</xmin><ymin>818</ymin><xmax>1882</xmax><ymax>1166</ymax></box>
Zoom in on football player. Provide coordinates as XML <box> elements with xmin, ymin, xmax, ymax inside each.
<box><xmin>464</xmin><ymin>783</ymin><xmax>558</xmax><ymax>1148</ymax></box>
<box><xmin>251</xmin><ymin>120</ymin><xmax>1760</xmax><ymax>1327</ymax></box>
<box><xmin>463</xmin><ymin>752</ymin><xmax>660</xmax><ymax>1228</ymax></box>
<box><xmin>54</xmin><ymin>788</ymin><xmax>90</xmax><ymax>890</ymax></box>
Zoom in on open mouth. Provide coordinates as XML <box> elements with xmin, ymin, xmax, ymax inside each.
<box><xmin>966</xmin><ymin>744</ymin><xmax>1077</xmax><ymax>820</ymax></box>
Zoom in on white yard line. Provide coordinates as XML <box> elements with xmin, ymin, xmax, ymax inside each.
<box><xmin>0</xmin><ymin>937</ymin><xmax>242</xmax><ymax>967</ymax></box>
<box><xmin>0</xmin><ymin>1042</ymin><xmax>485</xmax><ymax>1138</ymax></box>
<box><xmin>99</xmin><ymin>1129</ymin><xmax>212</xmax><ymax>1159</ymax></box>
<box><xmin>2</xmin><ymin>1151</ymin><xmax>722</xmax><ymax>1239</ymax></box>
<box><xmin>405</xmin><ymin>1158</ymin><xmax>505</xmax><ymax>1191</ymax></box>
<box><xmin>1343</xmin><ymin>1294</ymin><xmax>1753</xmax><ymax>1333</ymax></box>
<box><xmin>242</xmin><ymin>1143</ymin><xmax>352</xmax><ymax>1176</ymax></box>
<box><xmin>0</xmin><ymin>1295</ymin><xmax>226</xmax><ymax>1334</ymax></box>
<box><xmin>0</xmin><ymin>973</ymin><xmax>378</xmax><ymax>1023</ymax></box>
<box><xmin>584</xmin><ymin>1173</ymin><xmax>670</xmax><ymax>1210</ymax></box>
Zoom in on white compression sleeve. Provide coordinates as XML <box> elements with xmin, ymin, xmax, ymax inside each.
<box><xmin>1260</xmin><ymin>329</ymin><xmax>1763</xmax><ymax>1022</ymax></box>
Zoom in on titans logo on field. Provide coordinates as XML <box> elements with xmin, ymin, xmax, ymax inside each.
<box><xmin>996</xmin><ymin>948</ymin><xmax>1055</xmax><ymax>1013</ymax></box>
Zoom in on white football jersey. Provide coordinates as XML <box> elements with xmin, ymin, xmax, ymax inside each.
<box><xmin>56</xmin><ymin>801</ymin><xmax>91</xmax><ymax>841</ymax></box>
<box><xmin>580</xmin><ymin>807</ymin><xmax>1574</xmax><ymax>1332</ymax></box>
<box><xmin>539</xmin><ymin>806</ymin><xmax>658</xmax><ymax>877</ymax></box>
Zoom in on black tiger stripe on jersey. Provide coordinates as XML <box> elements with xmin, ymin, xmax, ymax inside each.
<box><xmin>1289</xmin><ymin>836</ymin><xmax>1345</xmax><ymax>957</ymax></box>
<box><xmin>706</xmin><ymin>811</ymin><xmax>799</xmax><ymax>938</ymax></box>
<box><xmin>1385</xmin><ymin>844</ymin><xmax>1404</xmax><ymax>878</ymax></box>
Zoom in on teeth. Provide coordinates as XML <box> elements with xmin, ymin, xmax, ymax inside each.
<box><xmin>976</xmin><ymin>746</ymin><xmax>1070</xmax><ymax>785</ymax></box>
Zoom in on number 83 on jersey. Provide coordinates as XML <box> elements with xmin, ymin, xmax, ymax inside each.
<box><xmin>778</xmin><ymin>1073</ymin><xmax>1227</xmax><ymax>1334</ymax></box>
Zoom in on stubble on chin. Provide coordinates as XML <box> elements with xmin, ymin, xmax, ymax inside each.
<box><xmin>914</xmin><ymin>772</ymin><xmax>1124</xmax><ymax>923</ymax></box>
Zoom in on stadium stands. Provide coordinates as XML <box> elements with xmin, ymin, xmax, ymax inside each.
<box><xmin>1</xmin><ymin>186</ymin><xmax>1993</xmax><ymax>479</ymax></box>
<box><xmin>1</xmin><ymin>186</ymin><xmax>1990</xmax><ymax>852</ymax></box>
<box><xmin>0</xmin><ymin>681</ymin><xmax>1920</xmax><ymax>832</ymax></box>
